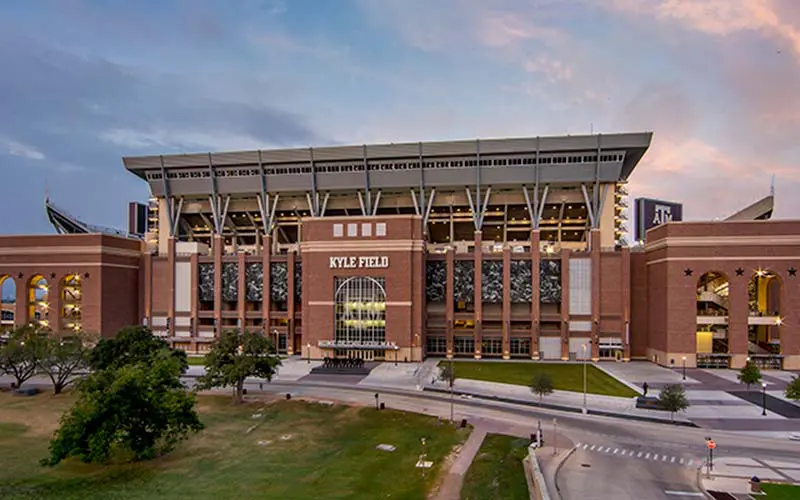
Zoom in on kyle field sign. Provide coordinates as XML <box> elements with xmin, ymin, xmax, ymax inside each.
<box><xmin>329</xmin><ymin>256</ymin><xmax>389</xmax><ymax>269</ymax></box>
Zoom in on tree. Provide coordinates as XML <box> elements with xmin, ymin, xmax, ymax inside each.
<box><xmin>738</xmin><ymin>361</ymin><xmax>762</xmax><ymax>392</ymax></box>
<box><xmin>196</xmin><ymin>330</ymin><xmax>281</xmax><ymax>404</ymax></box>
<box><xmin>33</xmin><ymin>334</ymin><xmax>95</xmax><ymax>394</ymax></box>
<box><xmin>529</xmin><ymin>372</ymin><xmax>554</xmax><ymax>406</ymax></box>
<box><xmin>90</xmin><ymin>326</ymin><xmax>187</xmax><ymax>373</ymax></box>
<box><xmin>0</xmin><ymin>326</ymin><xmax>41</xmax><ymax>388</ymax></box>
<box><xmin>658</xmin><ymin>384</ymin><xmax>690</xmax><ymax>422</ymax></box>
<box><xmin>785</xmin><ymin>376</ymin><xmax>800</xmax><ymax>402</ymax></box>
<box><xmin>42</xmin><ymin>349</ymin><xmax>203</xmax><ymax>466</ymax></box>
<box><xmin>438</xmin><ymin>361</ymin><xmax>455</xmax><ymax>388</ymax></box>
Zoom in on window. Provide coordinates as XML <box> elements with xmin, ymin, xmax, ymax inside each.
<box><xmin>426</xmin><ymin>336</ymin><xmax>447</xmax><ymax>355</ymax></box>
<box><xmin>361</xmin><ymin>223</ymin><xmax>372</xmax><ymax>237</ymax></box>
<box><xmin>454</xmin><ymin>336</ymin><xmax>474</xmax><ymax>354</ymax></box>
<box><xmin>334</xmin><ymin>276</ymin><xmax>386</xmax><ymax>345</ymax></box>
<box><xmin>333</xmin><ymin>224</ymin><xmax>343</xmax><ymax>237</ymax></box>
<box><xmin>510</xmin><ymin>338</ymin><xmax>531</xmax><ymax>356</ymax></box>
<box><xmin>376</xmin><ymin>222</ymin><xmax>387</xmax><ymax>237</ymax></box>
<box><xmin>347</xmin><ymin>223</ymin><xmax>358</xmax><ymax>237</ymax></box>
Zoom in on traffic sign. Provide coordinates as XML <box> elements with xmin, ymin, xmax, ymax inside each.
<box><xmin>707</xmin><ymin>440</ymin><xmax>716</xmax><ymax>449</ymax></box>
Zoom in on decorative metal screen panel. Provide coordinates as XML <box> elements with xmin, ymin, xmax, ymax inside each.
<box><xmin>245</xmin><ymin>263</ymin><xmax>263</xmax><ymax>302</ymax></box>
<box><xmin>426</xmin><ymin>261</ymin><xmax>446</xmax><ymax>302</ymax></box>
<box><xmin>294</xmin><ymin>262</ymin><xmax>302</xmax><ymax>301</ymax></box>
<box><xmin>453</xmin><ymin>261</ymin><xmax>475</xmax><ymax>303</ymax></box>
<box><xmin>270</xmin><ymin>262</ymin><xmax>288</xmax><ymax>303</ymax></box>
<box><xmin>334</xmin><ymin>276</ymin><xmax>386</xmax><ymax>345</ymax></box>
<box><xmin>481</xmin><ymin>261</ymin><xmax>503</xmax><ymax>303</ymax></box>
<box><xmin>540</xmin><ymin>259</ymin><xmax>562</xmax><ymax>304</ymax></box>
<box><xmin>221</xmin><ymin>262</ymin><xmax>238</xmax><ymax>302</ymax></box>
<box><xmin>510</xmin><ymin>260</ymin><xmax>532</xmax><ymax>303</ymax></box>
<box><xmin>198</xmin><ymin>263</ymin><xmax>214</xmax><ymax>302</ymax></box>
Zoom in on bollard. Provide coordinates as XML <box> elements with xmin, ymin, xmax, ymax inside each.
<box><xmin>379</xmin><ymin>402</ymin><xmax>385</xmax><ymax>410</ymax></box>
<box><xmin>750</xmin><ymin>476</ymin><xmax>761</xmax><ymax>493</ymax></box>
<box><xmin>286</xmin><ymin>393</ymin><xmax>291</xmax><ymax>400</ymax></box>
<box><xmin>460</xmin><ymin>418</ymin><xmax>468</xmax><ymax>428</ymax></box>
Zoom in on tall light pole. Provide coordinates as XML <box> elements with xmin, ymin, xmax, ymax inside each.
<box><xmin>762</xmin><ymin>382</ymin><xmax>767</xmax><ymax>416</ymax></box>
<box><xmin>449</xmin><ymin>358</ymin><xmax>455</xmax><ymax>422</ymax></box>
<box><xmin>582</xmin><ymin>343</ymin><xmax>588</xmax><ymax>414</ymax></box>
<box><xmin>306</xmin><ymin>343</ymin><xmax>311</xmax><ymax>364</ymax></box>
<box><xmin>682</xmin><ymin>356</ymin><xmax>687</xmax><ymax>380</ymax></box>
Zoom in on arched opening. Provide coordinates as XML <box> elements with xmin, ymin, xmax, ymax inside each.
<box><xmin>28</xmin><ymin>275</ymin><xmax>49</xmax><ymax>329</ymax></box>
<box><xmin>696</xmin><ymin>271</ymin><xmax>730</xmax><ymax>368</ymax></box>
<box><xmin>0</xmin><ymin>276</ymin><xmax>15</xmax><ymax>332</ymax></box>
<box><xmin>747</xmin><ymin>269</ymin><xmax>782</xmax><ymax>367</ymax></box>
<box><xmin>334</xmin><ymin>276</ymin><xmax>387</xmax><ymax>361</ymax></box>
<box><xmin>61</xmin><ymin>274</ymin><xmax>83</xmax><ymax>333</ymax></box>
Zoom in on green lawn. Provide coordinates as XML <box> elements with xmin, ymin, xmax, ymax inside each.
<box><xmin>0</xmin><ymin>392</ymin><xmax>469</xmax><ymax>500</ymax></box>
<box><xmin>187</xmin><ymin>356</ymin><xmax>206</xmax><ymax>366</ymax></box>
<box><xmin>762</xmin><ymin>483</ymin><xmax>800</xmax><ymax>499</ymax></box>
<box><xmin>443</xmin><ymin>361</ymin><xmax>640</xmax><ymax>398</ymax></box>
<box><xmin>460</xmin><ymin>434</ymin><xmax>530</xmax><ymax>500</ymax></box>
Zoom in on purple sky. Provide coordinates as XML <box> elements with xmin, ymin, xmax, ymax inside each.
<box><xmin>0</xmin><ymin>0</ymin><xmax>798</xmax><ymax>234</ymax></box>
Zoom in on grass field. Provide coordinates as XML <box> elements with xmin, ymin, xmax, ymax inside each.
<box><xmin>186</xmin><ymin>356</ymin><xmax>206</xmax><ymax>366</ymax></box>
<box><xmin>762</xmin><ymin>483</ymin><xmax>800</xmax><ymax>499</ymax></box>
<box><xmin>0</xmin><ymin>391</ymin><xmax>469</xmax><ymax>500</ymax></box>
<box><xmin>460</xmin><ymin>434</ymin><xmax>530</xmax><ymax>500</ymax></box>
<box><xmin>442</xmin><ymin>361</ymin><xmax>639</xmax><ymax>398</ymax></box>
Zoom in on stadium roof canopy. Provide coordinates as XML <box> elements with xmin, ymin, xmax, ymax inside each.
<box><xmin>45</xmin><ymin>198</ymin><xmax>140</xmax><ymax>239</ymax></box>
<box><xmin>724</xmin><ymin>195</ymin><xmax>774</xmax><ymax>221</ymax></box>
<box><xmin>123</xmin><ymin>132</ymin><xmax>653</xmax><ymax>198</ymax></box>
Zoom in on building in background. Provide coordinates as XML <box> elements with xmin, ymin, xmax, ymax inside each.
<box><xmin>633</xmin><ymin>197</ymin><xmax>683</xmax><ymax>243</ymax></box>
<box><xmin>0</xmin><ymin>132</ymin><xmax>797</xmax><ymax>370</ymax></box>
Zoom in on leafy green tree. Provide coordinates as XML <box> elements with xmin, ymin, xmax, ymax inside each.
<box><xmin>529</xmin><ymin>372</ymin><xmax>554</xmax><ymax>406</ymax></box>
<box><xmin>33</xmin><ymin>334</ymin><xmax>95</xmax><ymax>394</ymax></box>
<box><xmin>738</xmin><ymin>361</ymin><xmax>762</xmax><ymax>392</ymax></box>
<box><xmin>0</xmin><ymin>326</ymin><xmax>41</xmax><ymax>388</ymax></box>
<box><xmin>785</xmin><ymin>376</ymin><xmax>800</xmax><ymax>402</ymax></box>
<box><xmin>196</xmin><ymin>330</ymin><xmax>281</xmax><ymax>404</ymax></box>
<box><xmin>658</xmin><ymin>384</ymin><xmax>690</xmax><ymax>422</ymax></box>
<box><xmin>438</xmin><ymin>361</ymin><xmax>455</xmax><ymax>388</ymax></box>
<box><xmin>42</xmin><ymin>349</ymin><xmax>203</xmax><ymax>466</ymax></box>
<box><xmin>90</xmin><ymin>326</ymin><xmax>187</xmax><ymax>373</ymax></box>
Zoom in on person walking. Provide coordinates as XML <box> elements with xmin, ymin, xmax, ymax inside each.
<box><xmin>642</xmin><ymin>382</ymin><xmax>649</xmax><ymax>397</ymax></box>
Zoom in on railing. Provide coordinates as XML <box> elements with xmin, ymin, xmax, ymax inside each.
<box><xmin>696</xmin><ymin>353</ymin><xmax>730</xmax><ymax>369</ymax></box>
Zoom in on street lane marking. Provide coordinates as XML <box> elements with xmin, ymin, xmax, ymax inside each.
<box><xmin>664</xmin><ymin>491</ymin><xmax>704</xmax><ymax>497</ymax></box>
<box><xmin>590</xmin><ymin>445</ymin><xmax>596</xmax><ymax>451</ymax></box>
<box><xmin>679</xmin><ymin>458</ymin><xmax>684</xmax><ymax>464</ymax></box>
<box><xmin>637</xmin><ymin>452</ymin><xmax>643</xmax><ymax>458</ymax></box>
<box><xmin>687</xmin><ymin>460</ymin><xmax>694</xmax><ymax>467</ymax></box>
<box><xmin>646</xmin><ymin>453</ymin><xmax>651</xmax><ymax>459</ymax></box>
<box><xmin>613</xmin><ymin>448</ymin><xmax>619</xmax><ymax>454</ymax></box>
<box><xmin>671</xmin><ymin>457</ymin><xmax>676</xmax><ymax>463</ymax></box>
<box><xmin>662</xmin><ymin>455</ymin><xmax>668</xmax><ymax>462</ymax></box>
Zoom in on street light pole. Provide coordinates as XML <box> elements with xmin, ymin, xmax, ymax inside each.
<box><xmin>762</xmin><ymin>382</ymin><xmax>767</xmax><ymax>416</ymax></box>
<box><xmin>306</xmin><ymin>343</ymin><xmax>311</xmax><ymax>364</ymax></box>
<box><xmin>449</xmin><ymin>358</ymin><xmax>455</xmax><ymax>422</ymax></box>
<box><xmin>582</xmin><ymin>344</ymin><xmax>587</xmax><ymax>414</ymax></box>
<box><xmin>682</xmin><ymin>356</ymin><xmax>687</xmax><ymax>380</ymax></box>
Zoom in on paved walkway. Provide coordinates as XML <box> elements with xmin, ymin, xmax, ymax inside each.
<box><xmin>702</xmin><ymin>455</ymin><xmax>800</xmax><ymax>498</ymax></box>
<box><xmin>434</xmin><ymin>425</ymin><xmax>488</xmax><ymax>500</ymax></box>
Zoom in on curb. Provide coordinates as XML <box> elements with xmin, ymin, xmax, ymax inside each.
<box><xmin>422</xmin><ymin>387</ymin><xmax>698</xmax><ymax>427</ymax></box>
<box><xmin>696</xmin><ymin>465</ymin><xmax>714</xmax><ymax>499</ymax></box>
<box><xmin>591</xmin><ymin>362</ymin><xmax>644</xmax><ymax>395</ymax></box>
<box><xmin>552</xmin><ymin>447</ymin><xmax>576</xmax><ymax>500</ymax></box>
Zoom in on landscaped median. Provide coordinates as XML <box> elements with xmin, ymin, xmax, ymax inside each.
<box><xmin>461</xmin><ymin>434</ymin><xmax>530</xmax><ymax>500</ymax></box>
<box><xmin>438</xmin><ymin>361</ymin><xmax>640</xmax><ymax>398</ymax></box>
<box><xmin>0</xmin><ymin>392</ymin><xmax>469</xmax><ymax>499</ymax></box>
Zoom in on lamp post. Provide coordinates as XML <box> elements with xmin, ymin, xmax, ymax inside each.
<box><xmin>306</xmin><ymin>343</ymin><xmax>311</xmax><ymax>364</ymax></box>
<box><xmin>582</xmin><ymin>344</ymin><xmax>588</xmax><ymax>414</ymax></box>
<box><xmin>682</xmin><ymin>356</ymin><xmax>687</xmax><ymax>380</ymax></box>
<box><xmin>449</xmin><ymin>357</ymin><xmax>455</xmax><ymax>422</ymax></box>
<box><xmin>762</xmin><ymin>382</ymin><xmax>767</xmax><ymax>416</ymax></box>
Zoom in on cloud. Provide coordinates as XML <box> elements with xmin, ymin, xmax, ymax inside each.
<box><xmin>523</xmin><ymin>55</ymin><xmax>573</xmax><ymax>83</ymax></box>
<box><xmin>2</xmin><ymin>138</ymin><xmax>45</xmax><ymax>160</ymax></box>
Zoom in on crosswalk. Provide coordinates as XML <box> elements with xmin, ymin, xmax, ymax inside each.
<box><xmin>574</xmin><ymin>442</ymin><xmax>701</xmax><ymax>469</ymax></box>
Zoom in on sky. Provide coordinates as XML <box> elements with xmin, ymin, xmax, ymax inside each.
<box><xmin>0</xmin><ymin>0</ymin><xmax>799</xmax><ymax>236</ymax></box>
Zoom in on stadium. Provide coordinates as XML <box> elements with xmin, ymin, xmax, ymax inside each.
<box><xmin>0</xmin><ymin>132</ymin><xmax>797</xmax><ymax>370</ymax></box>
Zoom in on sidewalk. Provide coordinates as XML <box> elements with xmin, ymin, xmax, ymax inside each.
<box><xmin>701</xmin><ymin>455</ymin><xmax>800</xmax><ymax>497</ymax></box>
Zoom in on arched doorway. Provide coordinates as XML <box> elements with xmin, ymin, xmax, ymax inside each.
<box><xmin>747</xmin><ymin>269</ymin><xmax>782</xmax><ymax>368</ymax></box>
<box><xmin>696</xmin><ymin>271</ymin><xmax>730</xmax><ymax>368</ymax></box>
<box><xmin>0</xmin><ymin>276</ymin><xmax>15</xmax><ymax>332</ymax></box>
<box><xmin>61</xmin><ymin>274</ymin><xmax>82</xmax><ymax>332</ymax></box>
<box><xmin>28</xmin><ymin>275</ymin><xmax>49</xmax><ymax>329</ymax></box>
<box><xmin>334</xmin><ymin>276</ymin><xmax>387</xmax><ymax>361</ymax></box>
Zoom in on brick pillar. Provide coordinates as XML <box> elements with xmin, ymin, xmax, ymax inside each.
<box><xmin>263</xmin><ymin>235</ymin><xmax>275</xmax><ymax>350</ymax></box>
<box><xmin>288</xmin><ymin>251</ymin><xmax>297</xmax><ymax>356</ymax></box>
<box><xmin>474</xmin><ymin>231</ymin><xmax>483</xmax><ymax>359</ymax></box>
<box><xmin>590</xmin><ymin>230</ymin><xmax>601</xmax><ymax>360</ymax></box>
<box><xmin>446</xmin><ymin>249</ymin><xmax>455</xmax><ymax>358</ymax></box>
<box><xmin>167</xmin><ymin>237</ymin><xmax>176</xmax><ymax>337</ymax></box>
<box><xmin>190</xmin><ymin>253</ymin><xmax>198</xmax><ymax>350</ymax></box>
<box><xmin>143</xmin><ymin>253</ymin><xmax>152</xmax><ymax>327</ymax></box>
<box><xmin>531</xmin><ymin>230</ymin><xmax>540</xmax><ymax>359</ymax></box>
<box><xmin>50</xmin><ymin>277</ymin><xmax>62</xmax><ymax>334</ymax></box>
<box><xmin>781</xmin><ymin>272</ymin><xmax>800</xmax><ymax>369</ymax></box>
<box><xmin>560</xmin><ymin>248</ymin><xmax>570</xmax><ymax>360</ymax></box>
<box><xmin>213</xmin><ymin>235</ymin><xmax>223</xmax><ymax>336</ymax></box>
<box><xmin>237</xmin><ymin>252</ymin><xmax>246</xmax><ymax>331</ymax></box>
<box><xmin>728</xmin><ymin>276</ymin><xmax>749</xmax><ymax>368</ymax></box>
<box><xmin>621</xmin><ymin>246</ymin><xmax>631</xmax><ymax>361</ymax></box>
<box><xmin>15</xmin><ymin>274</ymin><xmax>28</xmax><ymax>327</ymax></box>
<box><xmin>502</xmin><ymin>245</ymin><xmax>511</xmax><ymax>359</ymax></box>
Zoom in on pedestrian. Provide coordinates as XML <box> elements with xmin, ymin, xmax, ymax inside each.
<box><xmin>259</xmin><ymin>382</ymin><xmax>263</xmax><ymax>391</ymax></box>
<box><xmin>642</xmin><ymin>382</ymin><xmax>649</xmax><ymax>397</ymax></box>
